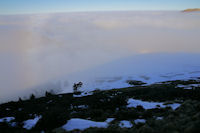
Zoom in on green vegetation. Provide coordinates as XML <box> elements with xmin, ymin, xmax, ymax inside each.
<box><xmin>0</xmin><ymin>79</ymin><xmax>200</xmax><ymax>132</ymax></box>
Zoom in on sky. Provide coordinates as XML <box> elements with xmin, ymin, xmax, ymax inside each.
<box><xmin>0</xmin><ymin>0</ymin><xmax>200</xmax><ymax>14</ymax></box>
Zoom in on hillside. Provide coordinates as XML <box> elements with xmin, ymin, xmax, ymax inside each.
<box><xmin>1</xmin><ymin>78</ymin><xmax>200</xmax><ymax>133</ymax></box>
<box><xmin>59</xmin><ymin>53</ymin><xmax>200</xmax><ymax>93</ymax></box>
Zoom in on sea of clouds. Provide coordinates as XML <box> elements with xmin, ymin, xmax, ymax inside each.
<box><xmin>0</xmin><ymin>11</ymin><xmax>200</xmax><ymax>102</ymax></box>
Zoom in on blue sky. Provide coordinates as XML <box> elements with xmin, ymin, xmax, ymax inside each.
<box><xmin>0</xmin><ymin>0</ymin><xmax>200</xmax><ymax>14</ymax></box>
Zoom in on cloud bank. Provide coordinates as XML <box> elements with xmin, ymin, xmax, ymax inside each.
<box><xmin>0</xmin><ymin>11</ymin><xmax>200</xmax><ymax>102</ymax></box>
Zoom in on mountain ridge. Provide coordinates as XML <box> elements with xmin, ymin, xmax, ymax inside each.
<box><xmin>182</xmin><ymin>8</ymin><xmax>200</xmax><ymax>12</ymax></box>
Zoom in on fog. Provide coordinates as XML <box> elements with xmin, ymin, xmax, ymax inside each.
<box><xmin>1</xmin><ymin>11</ymin><xmax>200</xmax><ymax>103</ymax></box>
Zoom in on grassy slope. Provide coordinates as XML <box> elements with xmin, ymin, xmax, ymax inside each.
<box><xmin>0</xmin><ymin>79</ymin><xmax>200</xmax><ymax>133</ymax></box>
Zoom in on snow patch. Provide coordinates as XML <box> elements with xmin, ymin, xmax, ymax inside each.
<box><xmin>127</xmin><ymin>98</ymin><xmax>181</xmax><ymax>110</ymax></box>
<box><xmin>62</xmin><ymin>118</ymin><xmax>108</xmax><ymax>131</ymax></box>
<box><xmin>156</xmin><ymin>117</ymin><xmax>163</xmax><ymax>120</ymax></box>
<box><xmin>10</xmin><ymin>122</ymin><xmax>17</xmax><ymax>127</ymax></box>
<box><xmin>134</xmin><ymin>119</ymin><xmax>146</xmax><ymax>124</ymax></box>
<box><xmin>119</xmin><ymin>120</ymin><xmax>133</xmax><ymax>128</ymax></box>
<box><xmin>73</xmin><ymin>92</ymin><xmax>93</xmax><ymax>97</ymax></box>
<box><xmin>176</xmin><ymin>84</ymin><xmax>200</xmax><ymax>89</ymax></box>
<box><xmin>6</xmin><ymin>108</ymin><xmax>10</xmax><ymax>111</ymax></box>
<box><xmin>168</xmin><ymin>103</ymin><xmax>181</xmax><ymax>110</ymax></box>
<box><xmin>105</xmin><ymin>118</ymin><xmax>115</xmax><ymax>123</ymax></box>
<box><xmin>23</xmin><ymin>115</ymin><xmax>42</xmax><ymax>130</ymax></box>
<box><xmin>77</xmin><ymin>105</ymin><xmax>88</xmax><ymax>109</ymax></box>
<box><xmin>0</xmin><ymin>117</ymin><xmax>16</xmax><ymax>127</ymax></box>
<box><xmin>0</xmin><ymin>117</ymin><xmax>15</xmax><ymax>122</ymax></box>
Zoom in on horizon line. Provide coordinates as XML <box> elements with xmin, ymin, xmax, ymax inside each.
<box><xmin>0</xmin><ymin>9</ymin><xmax>185</xmax><ymax>16</ymax></box>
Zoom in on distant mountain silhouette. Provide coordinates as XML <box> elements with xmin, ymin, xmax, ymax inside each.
<box><xmin>182</xmin><ymin>8</ymin><xmax>200</xmax><ymax>12</ymax></box>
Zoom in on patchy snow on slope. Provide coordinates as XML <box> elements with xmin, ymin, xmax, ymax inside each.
<box><xmin>0</xmin><ymin>117</ymin><xmax>15</xmax><ymax>123</ymax></box>
<box><xmin>59</xmin><ymin>53</ymin><xmax>200</xmax><ymax>94</ymax></box>
<box><xmin>62</xmin><ymin>118</ymin><xmax>108</xmax><ymax>131</ymax></box>
<box><xmin>127</xmin><ymin>98</ymin><xmax>180</xmax><ymax>110</ymax></box>
<box><xmin>134</xmin><ymin>119</ymin><xmax>146</xmax><ymax>124</ymax></box>
<box><xmin>176</xmin><ymin>84</ymin><xmax>200</xmax><ymax>89</ymax></box>
<box><xmin>0</xmin><ymin>117</ymin><xmax>18</xmax><ymax>127</ymax></box>
<box><xmin>23</xmin><ymin>115</ymin><xmax>42</xmax><ymax>130</ymax></box>
<box><xmin>105</xmin><ymin>118</ymin><xmax>115</xmax><ymax>123</ymax></box>
<box><xmin>168</xmin><ymin>103</ymin><xmax>181</xmax><ymax>110</ymax></box>
<box><xmin>73</xmin><ymin>92</ymin><xmax>93</xmax><ymax>97</ymax></box>
<box><xmin>119</xmin><ymin>120</ymin><xmax>133</xmax><ymax>128</ymax></box>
